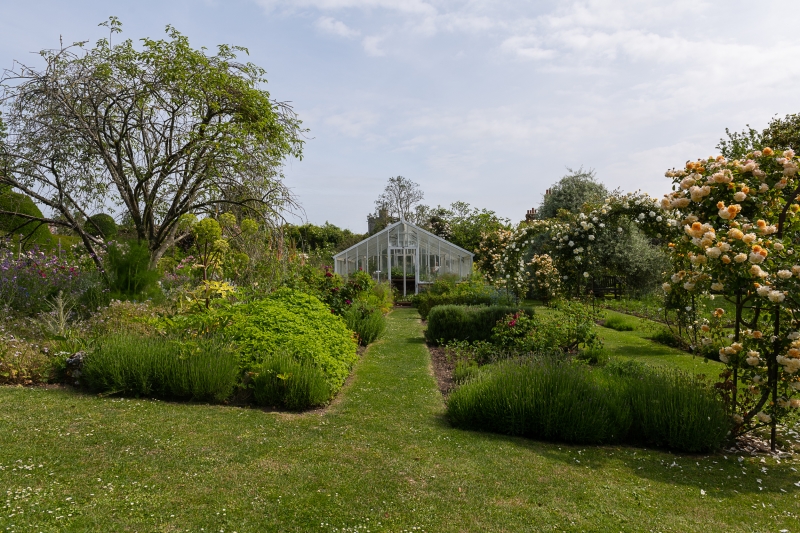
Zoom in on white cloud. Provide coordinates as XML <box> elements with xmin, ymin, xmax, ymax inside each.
<box><xmin>258</xmin><ymin>0</ymin><xmax>436</xmax><ymax>16</ymax></box>
<box><xmin>325</xmin><ymin>109</ymin><xmax>381</xmax><ymax>137</ymax></box>
<box><xmin>362</xmin><ymin>35</ymin><xmax>386</xmax><ymax>56</ymax></box>
<box><xmin>316</xmin><ymin>16</ymin><xmax>360</xmax><ymax>38</ymax></box>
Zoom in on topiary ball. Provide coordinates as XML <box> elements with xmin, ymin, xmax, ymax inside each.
<box><xmin>84</xmin><ymin>213</ymin><xmax>118</xmax><ymax>239</ymax></box>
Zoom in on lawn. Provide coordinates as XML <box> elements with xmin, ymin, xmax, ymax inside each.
<box><xmin>598</xmin><ymin>309</ymin><xmax>724</xmax><ymax>377</ymax></box>
<box><xmin>1</xmin><ymin>308</ymin><xmax>799</xmax><ymax>532</ymax></box>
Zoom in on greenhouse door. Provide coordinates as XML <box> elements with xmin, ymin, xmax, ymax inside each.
<box><xmin>389</xmin><ymin>247</ymin><xmax>417</xmax><ymax>297</ymax></box>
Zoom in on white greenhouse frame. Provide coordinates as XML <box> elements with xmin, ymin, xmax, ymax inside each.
<box><xmin>333</xmin><ymin>219</ymin><xmax>474</xmax><ymax>297</ymax></box>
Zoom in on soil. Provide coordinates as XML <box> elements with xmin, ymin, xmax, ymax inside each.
<box><xmin>427</xmin><ymin>343</ymin><xmax>457</xmax><ymax>397</ymax></box>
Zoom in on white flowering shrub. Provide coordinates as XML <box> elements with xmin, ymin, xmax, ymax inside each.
<box><xmin>479</xmin><ymin>193</ymin><xmax>672</xmax><ymax>299</ymax></box>
<box><xmin>659</xmin><ymin>148</ymin><xmax>800</xmax><ymax>447</ymax></box>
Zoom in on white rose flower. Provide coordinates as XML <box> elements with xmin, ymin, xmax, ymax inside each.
<box><xmin>734</xmin><ymin>253</ymin><xmax>748</xmax><ymax>263</ymax></box>
<box><xmin>711</xmin><ymin>282</ymin><xmax>724</xmax><ymax>291</ymax></box>
<box><xmin>756</xmin><ymin>411</ymin><xmax>771</xmax><ymax>424</ymax></box>
<box><xmin>705</xmin><ymin>247</ymin><xmax>721</xmax><ymax>259</ymax></box>
<box><xmin>777</xmin><ymin>270</ymin><xmax>792</xmax><ymax>279</ymax></box>
<box><xmin>583</xmin><ymin>272</ymin><xmax>589</xmax><ymax>278</ymax></box>
<box><xmin>733</xmin><ymin>192</ymin><xmax>747</xmax><ymax>202</ymax></box>
<box><xmin>768</xmin><ymin>290</ymin><xmax>786</xmax><ymax>303</ymax></box>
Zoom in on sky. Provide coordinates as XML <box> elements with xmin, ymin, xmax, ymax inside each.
<box><xmin>2</xmin><ymin>0</ymin><xmax>800</xmax><ymax>233</ymax></box>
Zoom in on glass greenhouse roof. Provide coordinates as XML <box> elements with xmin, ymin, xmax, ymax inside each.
<box><xmin>333</xmin><ymin>220</ymin><xmax>474</xmax><ymax>296</ymax></box>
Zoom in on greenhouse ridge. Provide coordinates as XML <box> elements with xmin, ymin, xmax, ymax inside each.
<box><xmin>334</xmin><ymin>219</ymin><xmax>474</xmax><ymax>296</ymax></box>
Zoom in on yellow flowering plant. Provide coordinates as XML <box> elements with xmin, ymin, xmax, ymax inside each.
<box><xmin>660</xmin><ymin>149</ymin><xmax>800</xmax><ymax>449</ymax></box>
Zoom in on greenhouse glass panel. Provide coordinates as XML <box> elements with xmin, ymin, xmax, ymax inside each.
<box><xmin>333</xmin><ymin>220</ymin><xmax>473</xmax><ymax>295</ymax></box>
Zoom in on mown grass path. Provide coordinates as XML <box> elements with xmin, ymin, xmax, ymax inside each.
<box><xmin>1</xmin><ymin>308</ymin><xmax>799</xmax><ymax>532</ymax></box>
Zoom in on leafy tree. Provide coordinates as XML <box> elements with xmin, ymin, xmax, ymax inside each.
<box><xmin>374</xmin><ymin>176</ymin><xmax>424</xmax><ymax>221</ymax></box>
<box><xmin>415</xmin><ymin>201</ymin><xmax>510</xmax><ymax>253</ymax></box>
<box><xmin>538</xmin><ymin>168</ymin><xmax>607</xmax><ymax>219</ymax></box>
<box><xmin>718</xmin><ymin>113</ymin><xmax>800</xmax><ymax>160</ymax></box>
<box><xmin>0</xmin><ymin>18</ymin><xmax>304</xmax><ymax>270</ymax></box>
<box><xmin>285</xmin><ymin>222</ymin><xmax>364</xmax><ymax>254</ymax></box>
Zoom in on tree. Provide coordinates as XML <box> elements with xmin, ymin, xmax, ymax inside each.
<box><xmin>374</xmin><ymin>176</ymin><xmax>424</xmax><ymax>221</ymax></box>
<box><xmin>718</xmin><ymin>113</ymin><xmax>800</xmax><ymax>160</ymax></box>
<box><xmin>538</xmin><ymin>167</ymin><xmax>607</xmax><ymax>219</ymax></box>
<box><xmin>415</xmin><ymin>201</ymin><xmax>510</xmax><ymax>253</ymax></box>
<box><xmin>0</xmin><ymin>18</ymin><xmax>304</xmax><ymax>269</ymax></box>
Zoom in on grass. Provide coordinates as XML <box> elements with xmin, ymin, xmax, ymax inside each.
<box><xmin>1</xmin><ymin>308</ymin><xmax>799</xmax><ymax>532</ymax></box>
<box><xmin>598</xmin><ymin>309</ymin><xmax>722</xmax><ymax>376</ymax></box>
<box><xmin>602</xmin><ymin>314</ymin><xmax>637</xmax><ymax>331</ymax></box>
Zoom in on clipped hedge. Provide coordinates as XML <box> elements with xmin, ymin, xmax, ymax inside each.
<box><xmin>425</xmin><ymin>305</ymin><xmax>536</xmax><ymax>345</ymax></box>
<box><xmin>413</xmin><ymin>292</ymin><xmax>493</xmax><ymax>320</ymax></box>
<box><xmin>222</xmin><ymin>288</ymin><xmax>358</xmax><ymax>393</ymax></box>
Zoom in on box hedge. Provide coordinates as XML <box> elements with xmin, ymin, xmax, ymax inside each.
<box><xmin>424</xmin><ymin>305</ymin><xmax>536</xmax><ymax>345</ymax></box>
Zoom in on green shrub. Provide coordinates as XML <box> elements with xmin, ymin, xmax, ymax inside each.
<box><xmin>649</xmin><ymin>327</ymin><xmax>684</xmax><ymax>349</ymax></box>
<box><xmin>219</xmin><ymin>288</ymin><xmax>358</xmax><ymax>392</ymax></box>
<box><xmin>106</xmin><ymin>241</ymin><xmax>160</xmax><ymax>297</ymax></box>
<box><xmin>491</xmin><ymin>301</ymin><xmax>601</xmax><ymax>353</ymax></box>
<box><xmin>251</xmin><ymin>352</ymin><xmax>331</xmax><ymax>410</ymax></box>
<box><xmin>82</xmin><ymin>334</ymin><xmax>239</xmax><ymax>402</ymax></box>
<box><xmin>0</xmin><ymin>185</ymin><xmax>54</xmax><ymax>248</ymax></box>
<box><xmin>602</xmin><ymin>315</ymin><xmax>636</xmax><ymax>331</ymax></box>
<box><xmin>412</xmin><ymin>275</ymin><xmax>510</xmax><ymax>319</ymax></box>
<box><xmin>342</xmin><ymin>302</ymin><xmax>386</xmax><ymax>346</ymax></box>
<box><xmin>84</xmin><ymin>213</ymin><xmax>118</xmax><ymax>240</ymax></box>
<box><xmin>414</xmin><ymin>292</ymin><xmax>493</xmax><ymax>320</ymax></box>
<box><xmin>447</xmin><ymin>357</ymin><xmax>730</xmax><ymax>453</ymax></box>
<box><xmin>425</xmin><ymin>305</ymin><xmax>536</xmax><ymax>345</ymax></box>
<box><xmin>447</xmin><ymin>357</ymin><xmax>631</xmax><ymax>444</ymax></box>
<box><xmin>604</xmin><ymin>360</ymin><xmax>729</xmax><ymax>452</ymax></box>
<box><xmin>452</xmin><ymin>359</ymin><xmax>481</xmax><ymax>384</ymax></box>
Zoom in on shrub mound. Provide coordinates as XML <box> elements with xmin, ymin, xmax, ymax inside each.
<box><xmin>0</xmin><ymin>185</ymin><xmax>54</xmax><ymax>248</ymax></box>
<box><xmin>84</xmin><ymin>213</ymin><xmax>118</xmax><ymax>239</ymax></box>
<box><xmin>425</xmin><ymin>305</ymin><xmax>536</xmax><ymax>345</ymax></box>
<box><xmin>447</xmin><ymin>358</ymin><xmax>729</xmax><ymax>453</ymax></box>
<box><xmin>222</xmin><ymin>288</ymin><xmax>358</xmax><ymax>394</ymax></box>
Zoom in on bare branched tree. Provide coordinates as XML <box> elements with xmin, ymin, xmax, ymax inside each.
<box><xmin>0</xmin><ymin>18</ymin><xmax>304</xmax><ymax>269</ymax></box>
<box><xmin>374</xmin><ymin>176</ymin><xmax>424</xmax><ymax>222</ymax></box>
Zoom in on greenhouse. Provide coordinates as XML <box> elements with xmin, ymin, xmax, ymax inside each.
<box><xmin>333</xmin><ymin>219</ymin><xmax>474</xmax><ymax>296</ymax></box>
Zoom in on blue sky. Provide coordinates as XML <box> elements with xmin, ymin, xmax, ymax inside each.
<box><xmin>2</xmin><ymin>0</ymin><xmax>800</xmax><ymax>232</ymax></box>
